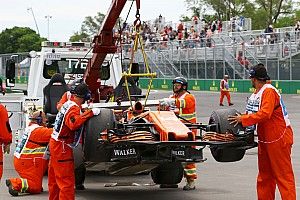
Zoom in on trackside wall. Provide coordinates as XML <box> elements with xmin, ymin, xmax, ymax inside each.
<box><xmin>139</xmin><ymin>78</ymin><xmax>300</xmax><ymax>94</ymax></box>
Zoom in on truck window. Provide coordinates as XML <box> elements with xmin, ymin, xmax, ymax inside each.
<box><xmin>43</xmin><ymin>58</ymin><xmax>87</xmax><ymax>79</ymax></box>
<box><xmin>43</xmin><ymin>60</ymin><xmax>60</xmax><ymax>79</ymax></box>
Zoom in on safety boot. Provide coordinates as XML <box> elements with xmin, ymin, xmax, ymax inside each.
<box><xmin>229</xmin><ymin>103</ymin><xmax>234</xmax><ymax>106</ymax></box>
<box><xmin>183</xmin><ymin>179</ymin><xmax>195</xmax><ymax>190</ymax></box>
<box><xmin>6</xmin><ymin>179</ymin><xmax>19</xmax><ymax>196</ymax></box>
<box><xmin>219</xmin><ymin>103</ymin><xmax>224</xmax><ymax>106</ymax></box>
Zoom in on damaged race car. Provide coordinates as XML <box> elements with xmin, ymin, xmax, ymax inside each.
<box><xmin>75</xmin><ymin>99</ymin><xmax>257</xmax><ymax>187</ymax></box>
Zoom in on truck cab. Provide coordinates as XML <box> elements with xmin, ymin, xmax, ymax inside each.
<box><xmin>4</xmin><ymin>41</ymin><xmax>123</xmax><ymax>138</ymax></box>
<box><xmin>27</xmin><ymin>41</ymin><xmax>122</xmax><ymax>102</ymax></box>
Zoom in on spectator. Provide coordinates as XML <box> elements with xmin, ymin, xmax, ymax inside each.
<box><xmin>284</xmin><ymin>32</ymin><xmax>291</xmax><ymax>42</ymax></box>
<box><xmin>237</xmin><ymin>51</ymin><xmax>243</xmax><ymax>63</ymax></box>
<box><xmin>250</xmin><ymin>37</ymin><xmax>255</xmax><ymax>45</ymax></box>
<box><xmin>192</xmin><ymin>15</ymin><xmax>199</xmax><ymax>25</ymax></box>
<box><xmin>295</xmin><ymin>20</ymin><xmax>300</xmax><ymax>39</ymax></box>
<box><xmin>231</xmin><ymin>17</ymin><xmax>237</xmax><ymax>32</ymax></box>
<box><xmin>177</xmin><ymin>21</ymin><xmax>184</xmax><ymax>33</ymax></box>
<box><xmin>240</xmin><ymin>57</ymin><xmax>250</xmax><ymax>70</ymax></box>
<box><xmin>211</xmin><ymin>21</ymin><xmax>217</xmax><ymax>33</ymax></box>
<box><xmin>217</xmin><ymin>19</ymin><xmax>223</xmax><ymax>33</ymax></box>
<box><xmin>206</xmin><ymin>29</ymin><xmax>212</xmax><ymax>47</ymax></box>
<box><xmin>199</xmin><ymin>30</ymin><xmax>206</xmax><ymax>47</ymax></box>
<box><xmin>265</xmin><ymin>24</ymin><xmax>273</xmax><ymax>33</ymax></box>
<box><xmin>264</xmin><ymin>25</ymin><xmax>274</xmax><ymax>44</ymax></box>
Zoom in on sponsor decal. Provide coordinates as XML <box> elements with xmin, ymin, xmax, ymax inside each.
<box><xmin>46</xmin><ymin>53</ymin><xmax>61</xmax><ymax>60</ymax></box>
<box><xmin>113</xmin><ymin>148</ymin><xmax>137</xmax><ymax>156</ymax></box>
<box><xmin>229</xmin><ymin>88</ymin><xmax>238</xmax><ymax>92</ymax></box>
<box><xmin>192</xmin><ymin>86</ymin><xmax>200</xmax><ymax>90</ymax></box>
<box><xmin>172</xmin><ymin>150</ymin><xmax>185</xmax><ymax>156</ymax></box>
<box><xmin>24</xmin><ymin>98</ymin><xmax>39</xmax><ymax>102</ymax></box>
<box><xmin>249</xmin><ymin>88</ymin><xmax>255</xmax><ymax>92</ymax></box>
<box><xmin>209</xmin><ymin>86</ymin><xmax>218</xmax><ymax>91</ymax></box>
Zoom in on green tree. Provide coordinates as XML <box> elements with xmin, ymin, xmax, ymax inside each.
<box><xmin>69</xmin><ymin>32</ymin><xmax>90</xmax><ymax>42</ymax></box>
<box><xmin>69</xmin><ymin>12</ymin><xmax>124</xmax><ymax>42</ymax></box>
<box><xmin>254</xmin><ymin>0</ymin><xmax>293</xmax><ymax>26</ymax></box>
<box><xmin>81</xmin><ymin>12</ymin><xmax>106</xmax><ymax>36</ymax></box>
<box><xmin>186</xmin><ymin>0</ymin><xmax>255</xmax><ymax>20</ymax></box>
<box><xmin>69</xmin><ymin>12</ymin><xmax>106</xmax><ymax>42</ymax></box>
<box><xmin>186</xmin><ymin>0</ymin><xmax>295</xmax><ymax>30</ymax></box>
<box><xmin>0</xmin><ymin>26</ymin><xmax>46</xmax><ymax>54</ymax></box>
<box><xmin>273</xmin><ymin>8</ymin><xmax>300</xmax><ymax>28</ymax></box>
<box><xmin>275</xmin><ymin>16</ymin><xmax>295</xmax><ymax>28</ymax></box>
<box><xmin>185</xmin><ymin>0</ymin><xmax>205</xmax><ymax>17</ymax></box>
<box><xmin>180</xmin><ymin>15</ymin><xmax>192</xmax><ymax>22</ymax></box>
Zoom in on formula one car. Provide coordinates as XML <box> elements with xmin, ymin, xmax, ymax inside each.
<box><xmin>76</xmin><ymin>100</ymin><xmax>257</xmax><ymax>186</ymax></box>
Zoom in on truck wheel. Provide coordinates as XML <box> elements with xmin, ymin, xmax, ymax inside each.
<box><xmin>84</xmin><ymin>108</ymin><xmax>115</xmax><ymax>162</ymax></box>
<box><xmin>151</xmin><ymin>162</ymin><xmax>183</xmax><ymax>185</ymax></box>
<box><xmin>209</xmin><ymin>108</ymin><xmax>246</xmax><ymax>162</ymax></box>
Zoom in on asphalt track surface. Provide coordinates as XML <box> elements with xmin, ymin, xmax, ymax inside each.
<box><xmin>0</xmin><ymin>88</ymin><xmax>299</xmax><ymax>200</ymax></box>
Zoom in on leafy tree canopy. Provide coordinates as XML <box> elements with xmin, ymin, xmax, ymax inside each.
<box><xmin>0</xmin><ymin>26</ymin><xmax>46</xmax><ymax>54</ymax></box>
<box><xmin>69</xmin><ymin>12</ymin><xmax>123</xmax><ymax>42</ymax></box>
<box><xmin>185</xmin><ymin>0</ymin><xmax>298</xmax><ymax>29</ymax></box>
<box><xmin>69</xmin><ymin>12</ymin><xmax>106</xmax><ymax>42</ymax></box>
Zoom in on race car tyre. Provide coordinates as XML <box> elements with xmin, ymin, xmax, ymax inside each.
<box><xmin>209</xmin><ymin>108</ymin><xmax>246</xmax><ymax>162</ymax></box>
<box><xmin>209</xmin><ymin>108</ymin><xmax>244</xmax><ymax>134</ymax></box>
<box><xmin>84</xmin><ymin>108</ymin><xmax>115</xmax><ymax>162</ymax></box>
<box><xmin>151</xmin><ymin>162</ymin><xmax>183</xmax><ymax>185</ymax></box>
<box><xmin>75</xmin><ymin>163</ymin><xmax>86</xmax><ymax>190</ymax></box>
<box><xmin>210</xmin><ymin>146</ymin><xmax>245</xmax><ymax>162</ymax></box>
<box><xmin>74</xmin><ymin>143</ymin><xmax>86</xmax><ymax>188</ymax></box>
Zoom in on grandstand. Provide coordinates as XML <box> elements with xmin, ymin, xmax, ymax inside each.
<box><xmin>122</xmin><ymin>21</ymin><xmax>300</xmax><ymax>81</ymax></box>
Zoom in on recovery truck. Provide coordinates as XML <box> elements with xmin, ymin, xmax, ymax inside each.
<box><xmin>3</xmin><ymin>0</ymin><xmax>257</xmax><ymax>188</ymax></box>
<box><xmin>2</xmin><ymin>40</ymin><xmax>122</xmax><ymax>144</ymax></box>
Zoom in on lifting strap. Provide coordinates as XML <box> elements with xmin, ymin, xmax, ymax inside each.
<box><xmin>122</xmin><ymin>10</ymin><xmax>156</xmax><ymax>108</ymax></box>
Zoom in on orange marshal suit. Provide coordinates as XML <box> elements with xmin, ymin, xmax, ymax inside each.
<box><xmin>9</xmin><ymin>123</ymin><xmax>52</xmax><ymax>194</ymax></box>
<box><xmin>170</xmin><ymin>92</ymin><xmax>197</xmax><ymax>180</ymax></box>
<box><xmin>241</xmin><ymin>84</ymin><xmax>296</xmax><ymax>200</ymax></box>
<box><xmin>0</xmin><ymin>104</ymin><xmax>12</xmax><ymax>180</ymax></box>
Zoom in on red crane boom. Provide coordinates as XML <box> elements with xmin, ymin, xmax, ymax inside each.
<box><xmin>84</xmin><ymin>0</ymin><xmax>140</xmax><ymax>102</ymax></box>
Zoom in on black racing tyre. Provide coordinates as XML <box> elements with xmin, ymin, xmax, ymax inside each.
<box><xmin>209</xmin><ymin>108</ymin><xmax>246</xmax><ymax>162</ymax></box>
<box><xmin>210</xmin><ymin>146</ymin><xmax>245</xmax><ymax>162</ymax></box>
<box><xmin>151</xmin><ymin>162</ymin><xmax>183</xmax><ymax>185</ymax></box>
<box><xmin>209</xmin><ymin>108</ymin><xmax>244</xmax><ymax>134</ymax></box>
<box><xmin>75</xmin><ymin>163</ymin><xmax>86</xmax><ymax>186</ymax></box>
<box><xmin>84</xmin><ymin>108</ymin><xmax>115</xmax><ymax>162</ymax></box>
<box><xmin>74</xmin><ymin>144</ymin><xmax>86</xmax><ymax>185</ymax></box>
